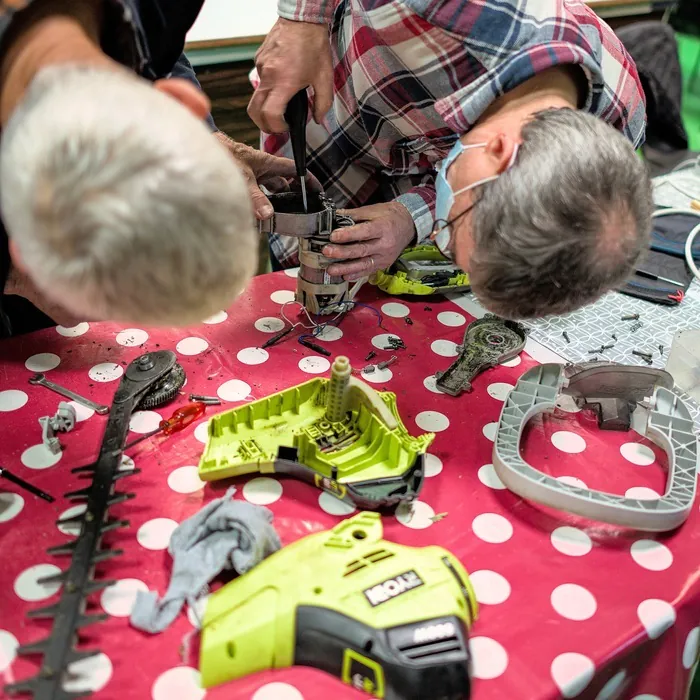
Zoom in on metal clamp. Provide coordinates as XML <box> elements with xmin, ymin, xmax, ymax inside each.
<box><xmin>493</xmin><ymin>362</ymin><xmax>699</xmax><ymax>532</ymax></box>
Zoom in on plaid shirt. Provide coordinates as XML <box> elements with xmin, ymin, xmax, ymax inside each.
<box><xmin>261</xmin><ymin>0</ymin><xmax>646</xmax><ymax>268</ymax></box>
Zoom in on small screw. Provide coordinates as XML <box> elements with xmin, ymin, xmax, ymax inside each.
<box><xmin>601</xmin><ymin>343</ymin><xmax>615</xmax><ymax>350</ymax></box>
<box><xmin>405</xmin><ymin>317</ymin><xmax>413</xmax><ymax>325</ymax></box>
<box><xmin>562</xmin><ymin>331</ymin><xmax>571</xmax><ymax>344</ymax></box>
<box><xmin>362</xmin><ymin>365</ymin><xmax>376</xmax><ymax>374</ymax></box>
<box><xmin>659</xmin><ymin>345</ymin><xmax>665</xmax><ymax>354</ymax></box>
<box><xmin>588</xmin><ymin>347</ymin><xmax>602</xmax><ymax>354</ymax></box>
<box><xmin>365</xmin><ymin>351</ymin><xmax>376</xmax><ymax>362</ymax></box>
<box><xmin>611</xmin><ymin>333</ymin><xmax>617</xmax><ymax>341</ymax></box>
<box><xmin>189</xmin><ymin>394</ymin><xmax>221</xmax><ymax>405</ymax></box>
<box><xmin>424</xmin><ymin>306</ymin><xmax>433</xmax><ymax>312</ymax></box>
<box><xmin>632</xmin><ymin>350</ymin><xmax>653</xmax><ymax>362</ymax></box>
<box><xmin>590</xmin><ymin>356</ymin><xmax>599</xmax><ymax>362</ymax></box>
<box><xmin>630</xmin><ymin>322</ymin><xmax>643</xmax><ymax>333</ymax></box>
<box><xmin>621</xmin><ymin>314</ymin><xmax>640</xmax><ymax>321</ymax></box>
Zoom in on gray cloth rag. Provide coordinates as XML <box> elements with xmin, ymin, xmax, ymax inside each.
<box><xmin>130</xmin><ymin>487</ymin><xmax>281</xmax><ymax>633</ymax></box>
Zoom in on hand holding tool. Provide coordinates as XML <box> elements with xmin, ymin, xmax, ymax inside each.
<box><xmin>29</xmin><ymin>373</ymin><xmax>109</xmax><ymax>415</ymax></box>
<box><xmin>122</xmin><ymin>402</ymin><xmax>206</xmax><ymax>452</ymax></box>
<box><xmin>284</xmin><ymin>89</ymin><xmax>309</xmax><ymax>212</ymax></box>
<box><xmin>0</xmin><ymin>467</ymin><xmax>54</xmax><ymax>502</ymax></box>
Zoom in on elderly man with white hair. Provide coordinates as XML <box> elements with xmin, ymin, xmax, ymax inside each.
<box><xmin>250</xmin><ymin>0</ymin><xmax>655</xmax><ymax>319</ymax></box>
<box><xmin>0</xmin><ymin>0</ymin><xmax>299</xmax><ymax>337</ymax></box>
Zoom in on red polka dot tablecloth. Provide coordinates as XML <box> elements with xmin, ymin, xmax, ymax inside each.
<box><xmin>1</xmin><ymin>271</ymin><xmax>699</xmax><ymax>700</ymax></box>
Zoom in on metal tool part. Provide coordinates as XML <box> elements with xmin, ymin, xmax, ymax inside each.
<box><xmin>435</xmin><ymin>314</ymin><xmax>527</xmax><ymax>396</ymax></box>
<box><xmin>0</xmin><ymin>468</ymin><xmax>54</xmax><ymax>503</ymax></box>
<box><xmin>377</xmin><ymin>355</ymin><xmax>398</xmax><ymax>370</ymax></box>
<box><xmin>29</xmin><ymin>374</ymin><xmax>109</xmax><ymax>415</ymax></box>
<box><xmin>6</xmin><ymin>351</ymin><xmax>178</xmax><ymax>699</ymax></box>
<box><xmin>493</xmin><ymin>362</ymin><xmax>698</xmax><ymax>531</ymax></box>
<box><xmin>137</xmin><ymin>363</ymin><xmax>186</xmax><ymax>409</ymax></box>
<box><xmin>260</xmin><ymin>192</ymin><xmax>362</xmax><ymax>315</ymax></box>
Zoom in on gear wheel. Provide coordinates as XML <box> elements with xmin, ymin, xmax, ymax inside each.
<box><xmin>138</xmin><ymin>363</ymin><xmax>186</xmax><ymax>409</ymax></box>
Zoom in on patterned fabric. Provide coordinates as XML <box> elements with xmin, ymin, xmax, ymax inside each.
<box><xmin>263</xmin><ymin>0</ymin><xmax>646</xmax><ymax>268</ymax></box>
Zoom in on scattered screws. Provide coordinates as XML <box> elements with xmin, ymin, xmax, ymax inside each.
<box><xmin>630</xmin><ymin>322</ymin><xmax>643</xmax><ymax>333</ymax></box>
<box><xmin>562</xmin><ymin>331</ymin><xmax>571</xmax><ymax>344</ymax></box>
<box><xmin>424</xmin><ymin>306</ymin><xmax>433</xmax><ymax>312</ymax></box>
<box><xmin>601</xmin><ymin>343</ymin><xmax>615</xmax><ymax>350</ymax></box>
<box><xmin>611</xmin><ymin>333</ymin><xmax>617</xmax><ymax>341</ymax></box>
<box><xmin>365</xmin><ymin>351</ymin><xmax>376</xmax><ymax>362</ymax></box>
<box><xmin>588</xmin><ymin>347</ymin><xmax>603</xmax><ymax>354</ymax></box>
<box><xmin>621</xmin><ymin>314</ymin><xmax>640</xmax><ymax>321</ymax></box>
<box><xmin>590</xmin><ymin>356</ymin><xmax>599</xmax><ymax>362</ymax></box>
<box><xmin>405</xmin><ymin>317</ymin><xmax>413</xmax><ymax>325</ymax></box>
<box><xmin>659</xmin><ymin>345</ymin><xmax>665</xmax><ymax>355</ymax></box>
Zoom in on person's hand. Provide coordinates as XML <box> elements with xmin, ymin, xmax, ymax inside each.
<box><xmin>322</xmin><ymin>202</ymin><xmax>417</xmax><ymax>281</ymax></box>
<box><xmin>247</xmin><ymin>18</ymin><xmax>333</xmax><ymax>134</ymax></box>
<box><xmin>216</xmin><ymin>133</ymin><xmax>320</xmax><ymax>220</ymax></box>
<box><xmin>5</xmin><ymin>266</ymin><xmax>84</xmax><ymax>327</ymax></box>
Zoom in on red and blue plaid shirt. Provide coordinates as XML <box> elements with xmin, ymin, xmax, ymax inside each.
<box><xmin>260</xmin><ymin>0</ymin><xmax>646</xmax><ymax>268</ymax></box>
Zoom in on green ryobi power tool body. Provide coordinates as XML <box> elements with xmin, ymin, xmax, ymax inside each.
<box><xmin>199</xmin><ymin>512</ymin><xmax>477</xmax><ymax>699</ymax></box>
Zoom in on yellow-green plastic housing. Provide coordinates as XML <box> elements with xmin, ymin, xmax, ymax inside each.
<box><xmin>372</xmin><ymin>245</ymin><xmax>470</xmax><ymax>296</ymax></box>
<box><xmin>197</xmin><ymin>376</ymin><xmax>434</xmax><ymax>484</ymax></box>
<box><xmin>199</xmin><ymin>512</ymin><xmax>478</xmax><ymax>689</ymax></box>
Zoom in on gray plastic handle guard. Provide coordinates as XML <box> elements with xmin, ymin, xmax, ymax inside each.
<box><xmin>493</xmin><ymin>364</ymin><xmax>699</xmax><ymax>532</ymax></box>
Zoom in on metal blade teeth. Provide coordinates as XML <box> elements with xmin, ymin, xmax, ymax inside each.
<box><xmin>36</xmin><ymin>569</ymin><xmax>69</xmax><ymax>586</ymax></box>
<box><xmin>100</xmin><ymin>519</ymin><xmax>129</xmax><ymax>534</ymax></box>
<box><xmin>90</xmin><ymin>548</ymin><xmax>123</xmax><ymax>565</ymax></box>
<box><xmin>47</xmin><ymin>541</ymin><xmax>78</xmax><ymax>557</ymax></box>
<box><xmin>64</xmin><ymin>487</ymin><xmax>92</xmax><ymax>502</ymax></box>
<box><xmin>55</xmin><ymin>513</ymin><xmax>86</xmax><ymax>529</ymax></box>
<box><xmin>70</xmin><ymin>464</ymin><xmax>97</xmax><ymax>475</ymax></box>
<box><xmin>107</xmin><ymin>492</ymin><xmax>135</xmax><ymax>507</ymax></box>
<box><xmin>112</xmin><ymin>469</ymin><xmax>140</xmax><ymax>482</ymax></box>
<box><xmin>76</xmin><ymin>613</ymin><xmax>108</xmax><ymax>629</ymax></box>
<box><xmin>84</xmin><ymin>580</ymin><xmax>116</xmax><ymax>596</ymax></box>
<box><xmin>26</xmin><ymin>604</ymin><xmax>61</xmax><ymax>620</ymax></box>
<box><xmin>16</xmin><ymin>638</ymin><xmax>51</xmax><ymax>657</ymax></box>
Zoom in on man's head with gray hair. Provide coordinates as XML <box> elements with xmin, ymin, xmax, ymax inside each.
<box><xmin>1</xmin><ymin>65</ymin><xmax>257</xmax><ymax>326</ymax></box>
<box><xmin>449</xmin><ymin>109</ymin><xmax>653</xmax><ymax>319</ymax></box>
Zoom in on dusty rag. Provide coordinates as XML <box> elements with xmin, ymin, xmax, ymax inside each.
<box><xmin>130</xmin><ymin>487</ymin><xmax>281</xmax><ymax>633</ymax></box>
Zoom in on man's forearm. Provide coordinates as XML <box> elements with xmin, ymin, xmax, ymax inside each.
<box><xmin>277</xmin><ymin>0</ymin><xmax>336</xmax><ymax>25</ymax></box>
<box><xmin>0</xmin><ymin>0</ymin><xmax>114</xmax><ymax>125</ymax></box>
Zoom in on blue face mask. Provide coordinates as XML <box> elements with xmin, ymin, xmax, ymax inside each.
<box><xmin>431</xmin><ymin>139</ymin><xmax>519</xmax><ymax>259</ymax></box>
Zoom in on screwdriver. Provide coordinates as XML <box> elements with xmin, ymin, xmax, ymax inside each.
<box><xmin>121</xmin><ymin>402</ymin><xmax>206</xmax><ymax>452</ymax></box>
<box><xmin>0</xmin><ymin>467</ymin><xmax>54</xmax><ymax>503</ymax></box>
<box><xmin>285</xmin><ymin>89</ymin><xmax>309</xmax><ymax>213</ymax></box>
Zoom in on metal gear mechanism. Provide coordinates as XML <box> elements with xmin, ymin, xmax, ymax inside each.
<box><xmin>138</xmin><ymin>363</ymin><xmax>186</xmax><ymax>409</ymax></box>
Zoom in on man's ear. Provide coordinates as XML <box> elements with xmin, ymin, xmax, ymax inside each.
<box><xmin>154</xmin><ymin>78</ymin><xmax>211</xmax><ymax>120</ymax></box>
<box><xmin>485</xmin><ymin>133</ymin><xmax>519</xmax><ymax>174</ymax></box>
<box><xmin>8</xmin><ymin>238</ymin><xmax>27</xmax><ymax>274</ymax></box>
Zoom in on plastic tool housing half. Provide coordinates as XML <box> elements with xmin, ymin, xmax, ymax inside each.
<box><xmin>493</xmin><ymin>362</ymin><xmax>698</xmax><ymax>531</ymax></box>
<box><xmin>198</xmin><ymin>357</ymin><xmax>434</xmax><ymax>510</ymax></box>
<box><xmin>199</xmin><ymin>512</ymin><xmax>478</xmax><ymax>700</ymax></box>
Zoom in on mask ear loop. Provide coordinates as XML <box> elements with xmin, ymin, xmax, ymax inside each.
<box><xmin>449</xmin><ymin>142</ymin><xmax>521</xmax><ymax>199</ymax></box>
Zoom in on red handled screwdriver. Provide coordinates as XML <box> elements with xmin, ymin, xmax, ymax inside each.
<box><xmin>122</xmin><ymin>402</ymin><xmax>206</xmax><ymax>452</ymax></box>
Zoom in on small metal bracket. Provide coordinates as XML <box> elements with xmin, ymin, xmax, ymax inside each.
<box><xmin>493</xmin><ymin>362</ymin><xmax>699</xmax><ymax>532</ymax></box>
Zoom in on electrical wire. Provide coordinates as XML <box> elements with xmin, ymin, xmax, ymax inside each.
<box><xmin>651</xmin><ymin>208</ymin><xmax>700</xmax><ymax>283</ymax></box>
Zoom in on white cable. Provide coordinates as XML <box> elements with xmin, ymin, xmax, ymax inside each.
<box><xmin>685</xmin><ymin>223</ymin><xmax>700</xmax><ymax>282</ymax></box>
<box><xmin>651</xmin><ymin>208</ymin><xmax>700</xmax><ymax>282</ymax></box>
